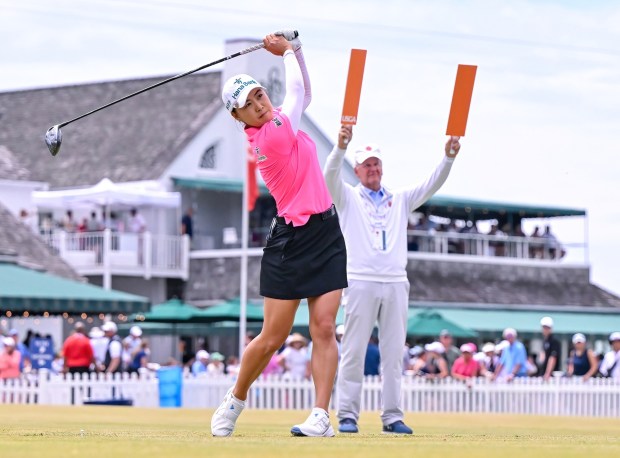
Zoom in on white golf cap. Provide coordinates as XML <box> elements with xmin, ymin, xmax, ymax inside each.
<box><xmin>503</xmin><ymin>327</ymin><xmax>517</xmax><ymax>338</ymax></box>
<box><xmin>221</xmin><ymin>74</ymin><xmax>265</xmax><ymax>112</ymax></box>
<box><xmin>196</xmin><ymin>350</ymin><xmax>209</xmax><ymax>360</ymax></box>
<box><xmin>129</xmin><ymin>325</ymin><xmax>143</xmax><ymax>337</ymax></box>
<box><xmin>482</xmin><ymin>342</ymin><xmax>496</xmax><ymax>353</ymax></box>
<box><xmin>89</xmin><ymin>327</ymin><xmax>103</xmax><ymax>338</ymax></box>
<box><xmin>609</xmin><ymin>331</ymin><xmax>620</xmax><ymax>342</ymax></box>
<box><xmin>473</xmin><ymin>352</ymin><xmax>486</xmax><ymax>362</ymax></box>
<box><xmin>101</xmin><ymin>321</ymin><xmax>117</xmax><ymax>333</ymax></box>
<box><xmin>354</xmin><ymin>144</ymin><xmax>382</xmax><ymax>165</ymax></box>
<box><xmin>424</xmin><ymin>341</ymin><xmax>445</xmax><ymax>354</ymax></box>
<box><xmin>3</xmin><ymin>336</ymin><xmax>15</xmax><ymax>347</ymax></box>
<box><xmin>540</xmin><ymin>316</ymin><xmax>554</xmax><ymax>328</ymax></box>
<box><xmin>572</xmin><ymin>333</ymin><xmax>586</xmax><ymax>344</ymax></box>
<box><xmin>336</xmin><ymin>324</ymin><xmax>345</xmax><ymax>336</ymax></box>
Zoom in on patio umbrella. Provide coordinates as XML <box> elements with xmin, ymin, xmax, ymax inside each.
<box><xmin>31</xmin><ymin>177</ymin><xmax>180</xmax><ymax>209</ymax></box>
<box><xmin>133</xmin><ymin>298</ymin><xmax>199</xmax><ymax>323</ymax></box>
<box><xmin>195</xmin><ymin>297</ymin><xmax>265</xmax><ymax>323</ymax></box>
<box><xmin>407</xmin><ymin>309</ymin><xmax>478</xmax><ymax>338</ymax></box>
<box><xmin>132</xmin><ymin>298</ymin><xmax>202</xmax><ymax>358</ymax></box>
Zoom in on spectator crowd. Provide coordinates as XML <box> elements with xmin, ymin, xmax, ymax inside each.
<box><xmin>2</xmin><ymin>317</ymin><xmax>619</xmax><ymax>383</ymax></box>
<box><xmin>405</xmin><ymin>318</ymin><xmax>620</xmax><ymax>383</ymax></box>
<box><xmin>407</xmin><ymin>216</ymin><xmax>566</xmax><ymax>260</ymax></box>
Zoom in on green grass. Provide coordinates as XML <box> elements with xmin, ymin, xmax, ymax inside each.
<box><xmin>2</xmin><ymin>405</ymin><xmax>620</xmax><ymax>458</ymax></box>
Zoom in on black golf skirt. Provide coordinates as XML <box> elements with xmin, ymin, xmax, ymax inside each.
<box><xmin>260</xmin><ymin>204</ymin><xmax>348</xmax><ymax>300</ymax></box>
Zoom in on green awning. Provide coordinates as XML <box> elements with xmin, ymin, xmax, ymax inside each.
<box><xmin>407</xmin><ymin>309</ymin><xmax>477</xmax><ymax>337</ymax></box>
<box><xmin>172</xmin><ymin>176</ymin><xmax>269</xmax><ymax>194</ymax></box>
<box><xmin>0</xmin><ymin>264</ymin><xmax>149</xmax><ymax>314</ymax></box>
<box><xmin>410</xmin><ymin>304</ymin><xmax>620</xmax><ymax>337</ymax></box>
<box><xmin>119</xmin><ymin>321</ymin><xmax>216</xmax><ymax>336</ymax></box>
<box><xmin>420</xmin><ymin>195</ymin><xmax>586</xmax><ymax>221</ymax></box>
<box><xmin>120</xmin><ymin>321</ymin><xmax>265</xmax><ymax>337</ymax></box>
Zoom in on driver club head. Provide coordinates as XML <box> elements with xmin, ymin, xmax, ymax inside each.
<box><xmin>45</xmin><ymin>125</ymin><xmax>62</xmax><ymax>156</ymax></box>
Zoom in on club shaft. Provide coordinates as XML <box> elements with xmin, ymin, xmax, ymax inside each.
<box><xmin>58</xmin><ymin>42</ymin><xmax>265</xmax><ymax>128</ymax></box>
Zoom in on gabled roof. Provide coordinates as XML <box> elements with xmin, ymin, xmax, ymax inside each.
<box><xmin>0</xmin><ymin>203</ymin><xmax>81</xmax><ymax>281</ymax></box>
<box><xmin>408</xmin><ymin>259</ymin><xmax>620</xmax><ymax>309</ymax></box>
<box><xmin>0</xmin><ymin>73</ymin><xmax>221</xmax><ymax>188</ymax></box>
<box><xmin>0</xmin><ymin>145</ymin><xmax>31</xmax><ymax>180</ymax></box>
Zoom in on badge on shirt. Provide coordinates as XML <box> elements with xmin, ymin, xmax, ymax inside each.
<box><xmin>272</xmin><ymin>117</ymin><xmax>283</xmax><ymax>127</ymax></box>
<box><xmin>254</xmin><ymin>146</ymin><xmax>267</xmax><ymax>163</ymax></box>
<box><xmin>372</xmin><ymin>229</ymin><xmax>387</xmax><ymax>251</ymax></box>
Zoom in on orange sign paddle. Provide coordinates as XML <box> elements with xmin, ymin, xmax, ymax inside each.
<box><xmin>341</xmin><ymin>49</ymin><xmax>367</xmax><ymax>125</ymax></box>
<box><xmin>446</xmin><ymin>64</ymin><xmax>477</xmax><ymax>137</ymax></box>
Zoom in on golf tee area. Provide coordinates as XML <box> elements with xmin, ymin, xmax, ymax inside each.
<box><xmin>3</xmin><ymin>405</ymin><xmax>620</xmax><ymax>458</ymax></box>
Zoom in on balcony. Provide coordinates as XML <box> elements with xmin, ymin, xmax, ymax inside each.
<box><xmin>188</xmin><ymin>227</ymin><xmax>586</xmax><ymax>264</ymax></box>
<box><xmin>406</xmin><ymin>229</ymin><xmax>587</xmax><ymax>264</ymax></box>
<box><xmin>42</xmin><ymin>230</ymin><xmax>190</xmax><ymax>287</ymax></box>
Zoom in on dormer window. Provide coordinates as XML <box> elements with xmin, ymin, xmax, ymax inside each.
<box><xmin>200</xmin><ymin>143</ymin><xmax>217</xmax><ymax>169</ymax></box>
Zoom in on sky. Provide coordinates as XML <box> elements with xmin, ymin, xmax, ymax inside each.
<box><xmin>1</xmin><ymin>0</ymin><xmax>620</xmax><ymax>296</ymax></box>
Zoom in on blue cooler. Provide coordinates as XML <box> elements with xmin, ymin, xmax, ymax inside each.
<box><xmin>158</xmin><ymin>366</ymin><xmax>183</xmax><ymax>407</ymax></box>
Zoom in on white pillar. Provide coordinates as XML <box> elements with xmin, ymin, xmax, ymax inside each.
<box><xmin>103</xmin><ymin>228</ymin><xmax>111</xmax><ymax>290</ymax></box>
<box><xmin>144</xmin><ymin>231</ymin><xmax>152</xmax><ymax>280</ymax></box>
<box><xmin>239</xmin><ymin>149</ymin><xmax>250</xmax><ymax>360</ymax></box>
<box><xmin>181</xmin><ymin>234</ymin><xmax>190</xmax><ymax>280</ymax></box>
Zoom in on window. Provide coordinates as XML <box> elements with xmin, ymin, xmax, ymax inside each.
<box><xmin>199</xmin><ymin>143</ymin><xmax>217</xmax><ymax>169</ymax></box>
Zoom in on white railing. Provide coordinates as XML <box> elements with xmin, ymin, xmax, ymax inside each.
<box><xmin>0</xmin><ymin>371</ymin><xmax>159</xmax><ymax>407</ymax></box>
<box><xmin>41</xmin><ymin>230</ymin><xmax>189</xmax><ymax>280</ymax></box>
<box><xmin>190</xmin><ymin>228</ymin><xmax>586</xmax><ymax>265</ymax></box>
<box><xmin>3</xmin><ymin>373</ymin><xmax>619</xmax><ymax>418</ymax></box>
<box><xmin>406</xmin><ymin>230</ymin><xmax>586</xmax><ymax>263</ymax></box>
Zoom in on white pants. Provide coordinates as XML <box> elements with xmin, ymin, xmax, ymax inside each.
<box><xmin>336</xmin><ymin>279</ymin><xmax>409</xmax><ymax>425</ymax></box>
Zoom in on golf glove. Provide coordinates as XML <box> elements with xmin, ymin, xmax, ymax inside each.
<box><xmin>289</xmin><ymin>37</ymin><xmax>302</xmax><ymax>51</ymax></box>
<box><xmin>274</xmin><ymin>29</ymin><xmax>299</xmax><ymax>40</ymax></box>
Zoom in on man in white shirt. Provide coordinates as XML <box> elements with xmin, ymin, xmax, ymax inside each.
<box><xmin>324</xmin><ymin>125</ymin><xmax>460</xmax><ymax>434</ymax></box>
<box><xmin>101</xmin><ymin>321</ymin><xmax>122</xmax><ymax>374</ymax></box>
<box><xmin>599</xmin><ymin>332</ymin><xmax>620</xmax><ymax>380</ymax></box>
<box><xmin>127</xmin><ymin>208</ymin><xmax>146</xmax><ymax>233</ymax></box>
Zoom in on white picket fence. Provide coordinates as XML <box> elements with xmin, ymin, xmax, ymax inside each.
<box><xmin>2</xmin><ymin>372</ymin><xmax>619</xmax><ymax>418</ymax></box>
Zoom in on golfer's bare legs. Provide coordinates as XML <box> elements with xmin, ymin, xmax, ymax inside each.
<box><xmin>232</xmin><ymin>298</ymin><xmax>300</xmax><ymax>400</ymax></box>
<box><xmin>308</xmin><ymin>289</ymin><xmax>342</xmax><ymax>410</ymax></box>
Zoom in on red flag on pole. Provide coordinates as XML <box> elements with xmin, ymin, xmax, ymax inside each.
<box><xmin>247</xmin><ymin>144</ymin><xmax>259</xmax><ymax>212</ymax></box>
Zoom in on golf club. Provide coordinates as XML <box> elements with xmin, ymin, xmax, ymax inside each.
<box><xmin>45</xmin><ymin>30</ymin><xmax>299</xmax><ymax>157</ymax></box>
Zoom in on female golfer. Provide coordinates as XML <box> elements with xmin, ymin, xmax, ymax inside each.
<box><xmin>211</xmin><ymin>33</ymin><xmax>347</xmax><ymax>437</ymax></box>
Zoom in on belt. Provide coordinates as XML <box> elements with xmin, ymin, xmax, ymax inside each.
<box><xmin>275</xmin><ymin>204</ymin><xmax>336</xmax><ymax>225</ymax></box>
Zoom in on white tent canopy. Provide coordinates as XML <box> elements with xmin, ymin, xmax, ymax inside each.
<box><xmin>31</xmin><ymin>178</ymin><xmax>181</xmax><ymax>209</ymax></box>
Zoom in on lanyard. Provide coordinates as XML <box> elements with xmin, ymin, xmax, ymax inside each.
<box><xmin>360</xmin><ymin>188</ymin><xmax>392</xmax><ymax>251</ymax></box>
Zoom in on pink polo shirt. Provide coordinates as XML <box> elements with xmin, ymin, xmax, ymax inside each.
<box><xmin>0</xmin><ymin>350</ymin><xmax>21</xmax><ymax>379</ymax></box>
<box><xmin>451</xmin><ymin>356</ymin><xmax>480</xmax><ymax>378</ymax></box>
<box><xmin>245</xmin><ymin>110</ymin><xmax>332</xmax><ymax>227</ymax></box>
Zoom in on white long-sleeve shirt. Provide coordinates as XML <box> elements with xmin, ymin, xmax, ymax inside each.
<box><xmin>280</xmin><ymin>48</ymin><xmax>311</xmax><ymax>135</ymax></box>
<box><xmin>599</xmin><ymin>349</ymin><xmax>620</xmax><ymax>380</ymax></box>
<box><xmin>323</xmin><ymin>147</ymin><xmax>454</xmax><ymax>282</ymax></box>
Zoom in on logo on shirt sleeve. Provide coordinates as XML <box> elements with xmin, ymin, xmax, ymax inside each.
<box><xmin>254</xmin><ymin>146</ymin><xmax>268</xmax><ymax>163</ymax></box>
<box><xmin>272</xmin><ymin>117</ymin><xmax>283</xmax><ymax>127</ymax></box>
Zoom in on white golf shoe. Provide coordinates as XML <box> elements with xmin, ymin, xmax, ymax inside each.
<box><xmin>211</xmin><ymin>388</ymin><xmax>245</xmax><ymax>437</ymax></box>
<box><xmin>290</xmin><ymin>407</ymin><xmax>335</xmax><ymax>437</ymax></box>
